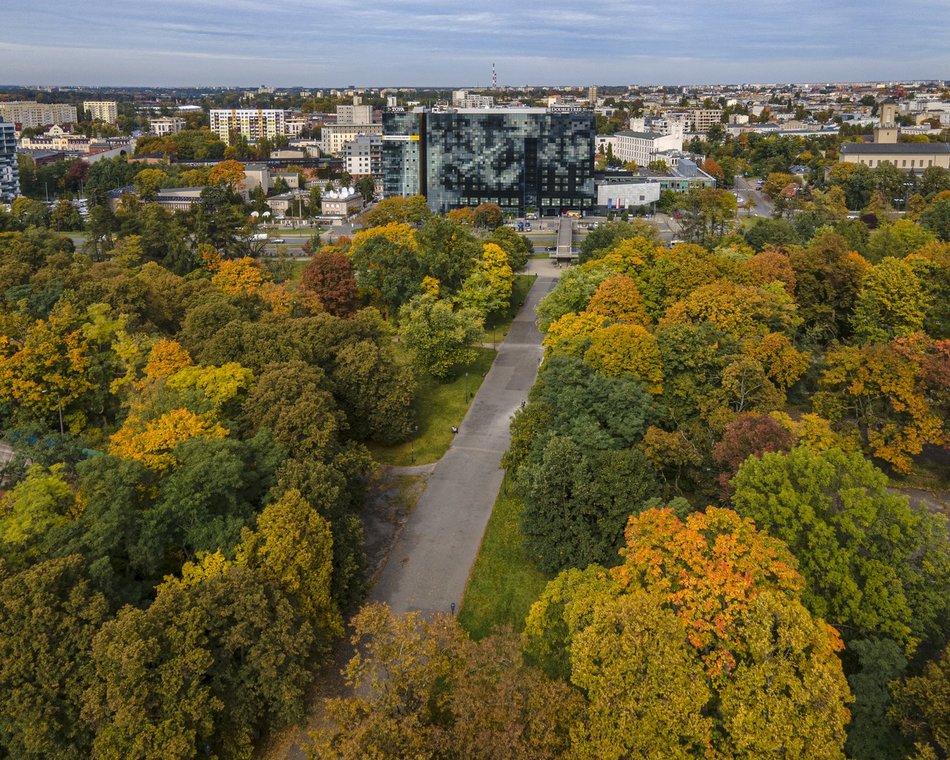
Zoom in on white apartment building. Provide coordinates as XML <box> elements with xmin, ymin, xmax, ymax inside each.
<box><xmin>319</xmin><ymin>123</ymin><xmax>383</xmax><ymax>155</ymax></box>
<box><xmin>0</xmin><ymin>122</ymin><xmax>19</xmax><ymax>202</ymax></box>
<box><xmin>285</xmin><ymin>117</ymin><xmax>308</xmax><ymax>137</ymax></box>
<box><xmin>150</xmin><ymin>117</ymin><xmax>186</xmax><ymax>136</ymax></box>
<box><xmin>343</xmin><ymin>134</ymin><xmax>382</xmax><ymax>176</ymax></box>
<box><xmin>630</xmin><ymin>115</ymin><xmax>686</xmax><ymax>140</ymax></box>
<box><xmin>452</xmin><ymin>90</ymin><xmax>494</xmax><ymax>109</ymax></box>
<box><xmin>209</xmin><ymin>108</ymin><xmax>286</xmax><ymax>145</ymax></box>
<box><xmin>83</xmin><ymin>101</ymin><xmax>118</xmax><ymax>124</ymax></box>
<box><xmin>0</xmin><ymin>101</ymin><xmax>78</xmax><ymax>129</ymax></box>
<box><xmin>613</xmin><ymin>130</ymin><xmax>683</xmax><ymax>166</ymax></box>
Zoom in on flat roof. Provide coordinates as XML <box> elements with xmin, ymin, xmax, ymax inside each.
<box><xmin>840</xmin><ymin>142</ymin><xmax>950</xmax><ymax>154</ymax></box>
<box><xmin>615</xmin><ymin>130</ymin><xmax>666</xmax><ymax>140</ymax></box>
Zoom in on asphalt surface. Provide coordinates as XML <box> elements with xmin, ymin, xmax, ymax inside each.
<box><xmin>369</xmin><ymin>263</ymin><xmax>558</xmax><ymax>616</ymax></box>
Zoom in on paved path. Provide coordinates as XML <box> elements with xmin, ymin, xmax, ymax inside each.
<box><xmin>369</xmin><ymin>269</ymin><xmax>558</xmax><ymax>615</ymax></box>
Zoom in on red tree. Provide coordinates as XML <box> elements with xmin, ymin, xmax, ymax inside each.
<box><xmin>712</xmin><ymin>414</ymin><xmax>794</xmax><ymax>497</ymax></box>
<box><xmin>300</xmin><ymin>252</ymin><xmax>359</xmax><ymax>317</ymax></box>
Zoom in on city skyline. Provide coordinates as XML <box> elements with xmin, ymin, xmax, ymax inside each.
<box><xmin>2</xmin><ymin>0</ymin><xmax>949</xmax><ymax>87</ymax></box>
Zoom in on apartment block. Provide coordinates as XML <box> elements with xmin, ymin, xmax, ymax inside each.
<box><xmin>83</xmin><ymin>101</ymin><xmax>118</xmax><ymax>124</ymax></box>
<box><xmin>209</xmin><ymin>108</ymin><xmax>286</xmax><ymax>145</ymax></box>
<box><xmin>0</xmin><ymin>101</ymin><xmax>78</xmax><ymax>129</ymax></box>
<box><xmin>0</xmin><ymin>122</ymin><xmax>19</xmax><ymax>202</ymax></box>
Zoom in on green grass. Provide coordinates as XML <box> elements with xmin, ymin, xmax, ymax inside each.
<box><xmin>367</xmin><ymin>347</ymin><xmax>496</xmax><ymax>466</ymax></box>
<box><xmin>459</xmin><ymin>476</ymin><xmax>551</xmax><ymax>639</ymax></box>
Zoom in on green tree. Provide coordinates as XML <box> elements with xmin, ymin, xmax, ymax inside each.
<box><xmin>846</xmin><ymin>638</ymin><xmax>909</xmax><ymax>760</ymax></box>
<box><xmin>0</xmin><ymin>555</ymin><xmax>108</xmax><ymax>759</ymax></box>
<box><xmin>398</xmin><ymin>294</ymin><xmax>483</xmax><ymax>380</ymax></box>
<box><xmin>349</xmin><ymin>234</ymin><xmax>422</xmax><ymax>317</ymax></box>
<box><xmin>520</xmin><ymin>436</ymin><xmax>658</xmax><ymax>573</ymax></box>
<box><xmin>457</xmin><ymin>242</ymin><xmax>513</xmax><ymax>320</ymax></box>
<box><xmin>920</xmin><ymin>196</ymin><xmax>950</xmax><ymax>242</ymax></box>
<box><xmin>852</xmin><ymin>257</ymin><xmax>926</xmax><ymax>342</ymax></box>
<box><xmin>866</xmin><ymin>219</ymin><xmax>936</xmax><ymax>263</ymax></box>
<box><xmin>731</xmin><ymin>446</ymin><xmax>950</xmax><ymax>651</ymax></box>
<box><xmin>889</xmin><ymin>642</ymin><xmax>950</xmax><ymax>757</ymax></box>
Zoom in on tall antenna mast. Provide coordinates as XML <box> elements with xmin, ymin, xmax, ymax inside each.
<box><xmin>492</xmin><ymin>62</ymin><xmax>497</xmax><ymax>90</ymax></box>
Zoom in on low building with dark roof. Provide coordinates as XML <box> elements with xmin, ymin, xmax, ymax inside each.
<box><xmin>839</xmin><ymin>141</ymin><xmax>950</xmax><ymax>171</ymax></box>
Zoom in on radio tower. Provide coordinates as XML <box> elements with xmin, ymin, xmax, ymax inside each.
<box><xmin>492</xmin><ymin>62</ymin><xmax>497</xmax><ymax>89</ymax></box>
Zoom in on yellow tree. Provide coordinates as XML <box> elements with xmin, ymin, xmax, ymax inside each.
<box><xmin>584</xmin><ymin>324</ymin><xmax>663</xmax><ymax>393</ymax></box>
<box><xmin>584</xmin><ymin>275</ymin><xmax>650</xmax><ymax>326</ymax></box>
<box><xmin>211</xmin><ymin>257</ymin><xmax>270</xmax><ymax>297</ymax></box>
<box><xmin>207</xmin><ymin>160</ymin><xmax>246</xmax><ymax>192</ymax></box>
<box><xmin>0</xmin><ymin>304</ymin><xmax>95</xmax><ymax>425</ymax></box>
<box><xmin>109</xmin><ymin>408</ymin><xmax>228</xmax><ymax>471</ymax></box>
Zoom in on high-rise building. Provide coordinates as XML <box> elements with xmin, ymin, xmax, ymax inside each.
<box><xmin>83</xmin><ymin>101</ymin><xmax>118</xmax><ymax>124</ymax></box>
<box><xmin>0</xmin><ymin>101</ymin><xmax>78</xmax><ymax>129</ymax></box>
<box><xmin>383</xmin><ymin>108</ymin><xmax>595</xmax><ymax>216</ymax></box>
<box><xmin>0</xmin><ymin>121</ymin><xmax>20</xmax><ymax>203</ymax></box>
<box><xmin>343</xmin><ymin>134</ymin><xmax>383</xmax><ymax>176</ymax></box>
<box><xmin>588</xmin><ymin>85</ymin><xmax>598</xmax><ymax>105</ymax></box>
<box><xmin>209</xmin><ymin>108</ymin><xmax>286</xmax><ymax>145</ymax></box>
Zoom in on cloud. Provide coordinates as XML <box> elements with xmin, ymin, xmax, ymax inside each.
<box><xmin>0</xmin><ymin>0</ymin><xmax>947</xmax><ymax>85</ymax></box>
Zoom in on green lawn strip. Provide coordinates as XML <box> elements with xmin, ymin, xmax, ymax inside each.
<box><xmin>459</xmin><ymin>477</ymin><xmax>551</xmax><ymax>640</ymax></box>
<box><xmin>367</xmin><ymin>347</ymin><xmax>495</xmax><ymax>466</ymax></box>
<box><xmin>479</xmin><ymin>273</ymin><xmax>537</xmax><ymax>344</ymax></box>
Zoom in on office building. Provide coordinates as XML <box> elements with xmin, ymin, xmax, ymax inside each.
<box><xmin>149</xmin><ymin>117</ymin><xmax>186</xmax><ymax>136</ymax></box>
<box><xmin>383</xmin><ymin>108</ymin><xmax>595</xmax><ymax>216</ymax></box>
<box><xmin>83</xmin><ymin>101</ymin><xmax>118</xmax><ymax>124</ymax></box>
<box><xmin>343</xmin><ymin>134</ymin><xmax>382</xmax><ymax>176</ymax></box>
<box><xmin>0</xmin><ymin>101</ymin><xmax>78</xmax><ymax>129</ymax></box>
<box><xmin>0</xmin><ymin>121</ymin><xmax>19</xmax><ymax>202</ymax></box>
<box><xmin>209</xmin><ymin>108</ymin><xmax>286</xmax><ymax>145</ymax></box>
<box><xmin>321</xmin><ymin>187</ymin><xmax>364</xmax><ymax>217</ymax></box>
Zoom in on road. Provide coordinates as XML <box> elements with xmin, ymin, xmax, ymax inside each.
<box><xmin>369</xmin><ymin>260</ymin><xmax>558</xmax><ymax>615</ymax></box>
<box><xmin>734</xmin><ymin>175</ymin><xmax>774</xmax><ymax>218</ymax></box>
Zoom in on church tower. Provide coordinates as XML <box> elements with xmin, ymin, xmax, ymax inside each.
<box><xmin>874</xmin><ymin>101</ymin><xmax>899</xmax><ymax>144</ymax></box>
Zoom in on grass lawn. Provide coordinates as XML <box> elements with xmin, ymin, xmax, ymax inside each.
<box><xmin>367</xmin><ymin>347</ymin><xmax>496</xmax><ymax>466</ymax></box>
<box><xmin>459</xmin><ymin>476</ymin><xmax>550</xmax><ymax>639</ymax></box>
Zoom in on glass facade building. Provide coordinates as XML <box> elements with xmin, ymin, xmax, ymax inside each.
<box><xmin>382</xmin><ymin>109</ymin><xmax>595</xmax><ymax>217</ymax></box>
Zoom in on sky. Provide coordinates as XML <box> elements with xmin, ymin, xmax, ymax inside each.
<box><xmin>1</xmin><ymin>0</ymin><xmax>949</xmax><ymax>87</ymax></box>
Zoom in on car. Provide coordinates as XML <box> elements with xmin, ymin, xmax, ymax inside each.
<box><xmin>269</xmin><ymin>237</ymin><xmax>285</xmax><ymax>244</ymax></box>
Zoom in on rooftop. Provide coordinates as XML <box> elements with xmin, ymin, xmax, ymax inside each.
<box><xmin>840</xmin><ymin>142</ymin><xmax>950</xmax><ymax>154</ymax></box>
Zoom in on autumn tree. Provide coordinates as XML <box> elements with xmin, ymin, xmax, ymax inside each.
<box><xmin>398</xmin><ymin>294</ymin><xmax>483</xmax><ymax>380</ymax></box>
<box><xmin>0</xmin><ymin>555</ymin><xmax>108</xmax><ymax>759</ymax></box>
<box><xmin>814</xmin><ymin>340</ymin><xmax>942</xmax><ymax>473</ymax></box>
<box><xmin>583</xmin><ymin>323</ymin><xmax>663</xmax><ymax>393</ymax></box>
<box><xmin>731</xmin><ymin>446</ymin><xmax>950</xmax><ymax>651</ymax></box>
<box><xmin>299</xmin><ymin>252</ymin><xmax>354</xmax><ymax>316</ymax></box>
<box><xmin>207</xmin><ymin>159</ymin><xmax>247</xmax><ymax>192</ymax></box>
<box><xmin>472</xmin><ymin>202</ymin><xmax>504</xmax><ymax>229</ymax></box>
<box><xmin>584</xmin><ymin>274</ymin><xmax>650</xmax><ymax>326</ymax></box>
<box><xmin>309</xmin><ymin>603</ymin><xmax>581</xmax><ymax>760</ymax></box>
<box><xmin>236</xmin><ymin>488</ymin><xmax>342</xmax><ymax>651</ymax></box>
<box><xmin>359</xmin><ymin>195</ymin><xmax>431</xmax><ymax>227</ymax></box>
<box><xmin>457</xmin><ymin>242</ymin><xmax>514</xmax><ymax>320</ymax></box>
<box><xmin>712</xmin><ymin>413</ymin><xmax>794</xmax><ymax>497</ymax></box>
<box><xmin>524</xmin><ymin>507</ymin><xmax>852</xmax><ymax>757</ymax></box>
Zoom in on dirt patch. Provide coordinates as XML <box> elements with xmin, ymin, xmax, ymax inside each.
<box><xmin>362</xmin><ymin>464</ymin><xmax>434</xmax><ymax>585</ymax></box>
